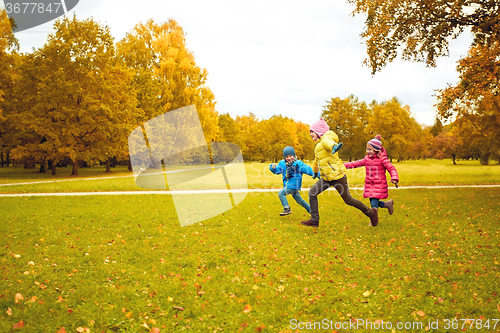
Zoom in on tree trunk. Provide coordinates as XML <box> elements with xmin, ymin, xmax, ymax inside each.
<box><xmin>128</xmin><ymin>157</ymin><xmax>132</xmax><ymax>172</ymax></box>
<box><xmin>51</xmin><ymin>160</ymin><xmax>57</xmax><ymax>176</ymax></box>
<box><xmin>153</xmin><ymin>160</ymin><xmax>162</xmax><ymax>169</ymax></box>
<box><xmin>105</xmin><ymin>158</ymin><xmax>111</xmax><ymax>173</ymax></box>
<box><xmin>5</xmin><ymin>153</ymin><xmax>9</xmax><ymax>167</ymax></box>
<box><xmin>39</xmin><ymin>160</ymin><xmax>46</xmax><ymax>173</ymax></box>
<box><xmin>452</xmin><ymin>155</ymin><xmax>456</xmax><ymax>165</ymax></box>
<box><xmin>71</xmin><ymin>160</ymin><xmax>78</xmax><ymax>176</ymax></box>
<box><xmin>480</xmin><ymin>152</ymin><xmax>490</xmax><ymax>165</ymax></box>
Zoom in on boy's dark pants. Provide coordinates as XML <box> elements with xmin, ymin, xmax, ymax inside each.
<box><xmin>309</xmin><ymin>175</ymin><xmax>371</xmax><ymax>222</ymax></box>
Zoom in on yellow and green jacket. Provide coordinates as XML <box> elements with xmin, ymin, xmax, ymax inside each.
<box><xmin>312</xmin><ymin>130</ymin><xmax>346</xmax><ymax>181</ymax></box>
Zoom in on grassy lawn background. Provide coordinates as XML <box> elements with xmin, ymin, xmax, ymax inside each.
<box><xmin>1</xmin><ymin>159</ymin><xmax>499</xmax><ymax>331</ymax></box>
<box><xmin>1</xmin><ymin>159</ymin><xmax>500</xmax><ymax>193</ymax></box>
<box><xmin>1</xmin><ymin>187</ymin><xmax>499</xmax><ymax>332</ymax></box>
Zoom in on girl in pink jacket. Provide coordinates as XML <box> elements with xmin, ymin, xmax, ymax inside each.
<box><xmin>344</xmin><ymin>135</ymin><xmax>399</xmax><ymax>226</ymax></box>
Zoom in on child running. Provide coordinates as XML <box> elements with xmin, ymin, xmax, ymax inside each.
<box><xmin>344</xmin><ymin>135</ymin><xmax>399</xmax><ymax>225</ymax></box>
<box><xmin>301</xmin><ymin>118</ymin><xmax>378</xmax><ymax>227</ymax></box>
<box><xmin>270</xmin><ymin>146</ymin><xmax>316</xmax><ymax>216</ymax></box>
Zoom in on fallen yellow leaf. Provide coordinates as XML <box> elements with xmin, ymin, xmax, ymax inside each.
<box><xmin>14</xmin><ymin>293</ymin><xmax>23</xmax><ymax>303</ymax></box>
<box><xmin>12</xmin><ymin>321</ymin><xmax>25</xmax><ymax>329</ymax></box>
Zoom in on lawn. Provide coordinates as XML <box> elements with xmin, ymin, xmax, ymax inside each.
<box><xmin>1</xmin><ymin>186</ymin><xmax>499</xmax><ymax>332</ymax></box>
<box><xmin>1</xmin><ymin>159</ymin><xmax>500</xmax><ymax>193</ymax></box>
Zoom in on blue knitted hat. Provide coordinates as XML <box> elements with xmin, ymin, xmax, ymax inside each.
<box><xmin>283</xmin><ymin>146</ymin><xmax>295</xmax><ymax>157</ymax></box>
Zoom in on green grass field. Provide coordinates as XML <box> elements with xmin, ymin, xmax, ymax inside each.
<box><xmin>1</xmin><ymin>160</ymin><xmax>499</xmax><ymax>332</ymax></box>
<box><xmin>1</xmin><ymin>159</ymin><xmax>500</xmax><ymax>193</ymax></box>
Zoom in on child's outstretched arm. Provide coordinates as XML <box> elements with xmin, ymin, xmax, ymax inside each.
<box><xmin>344</xmin><ymin>157</ymin><xmax>366</xmax><ymax>169</ymax></box>
<box><xmin>269</xmin><ymin>161</ymin><xmax>284</xmax><ymax>175</ymax></box>
<box><xmin>332</xmin><ymin>142</ymin><xmax>343</xmax><ymax>155</ymax></box>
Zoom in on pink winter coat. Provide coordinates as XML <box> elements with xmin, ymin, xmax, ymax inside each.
<box><xmin>344</xmin><ymin>149</ymin><xmax>399</xmax><ymax>199</ymax></box>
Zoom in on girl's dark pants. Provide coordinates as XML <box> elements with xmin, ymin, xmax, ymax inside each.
<box><xmin>309</xmin><ymin>175</ymin><xmax>370</xmax><ymax>222</ymax></box>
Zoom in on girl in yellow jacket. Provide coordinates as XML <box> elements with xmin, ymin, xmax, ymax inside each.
<box><xmin>301</xmin><ymin>118</ymin><xmax>379</xmax><ymax>227</ymax></box>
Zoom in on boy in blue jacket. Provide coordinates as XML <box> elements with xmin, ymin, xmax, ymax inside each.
<box><xmin>270</xmin><ymin>146</ymin><xmax>316</xmax><ymax>216</ymax></box>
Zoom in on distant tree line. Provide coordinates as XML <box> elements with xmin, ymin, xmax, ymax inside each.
<box><xmin>0</xmin><ymin>10</ymin><xmax>497</xmax><ymax>177</ymax></box>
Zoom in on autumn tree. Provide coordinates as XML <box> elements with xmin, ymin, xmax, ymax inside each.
<box><xmin>235</xmin><ymin>113</ymin><xmax>258</xmax><ymax>161</ymax></box>
<box><xmin>282</xmin><ymin>118</ymin><xmax>316</xmax><ymax>161</ymax></box>
<box><xmin>428</xmin><ymin>129</ymin><xmax>460</xmax><ymax>164</ymax></box>
<box><xmin>452</xmin><ymin>97</ymin><xmax>500</xmax><ymax>164</ymax></box>
<box><xmin>413</xmin><ymin>125</ymin><xmax>433</xmax><ymax>160</ymax></box>
<box><xmin>266</xmin><ymin>115</ymin><xmax>300</xmax><ymax>162</ymax></box>
<box><xmin>231</xmin><ymin>113</ymin><xmax>314</xmax><ymax>162</ymax></box>
<box><xmin>366</xmin><ymin>97</ymin><xmax>421</xmax><ymax>161</ymax></box>
<box><xmin>296</xmin><ymin>122</ymin><xmax>315</xmax><ymax>161</ymax></box>
<box><xmin>349</xmin><ymin>0</ymin><xmax>499</xmax><ymax>163</ymax></box>
<box><xmin>0</xmin><ymin>9</ymin><xmax>19</xmax><ymax>167</ymax></box>
<box><xmin>321</xmin><ymin>95</ymin><xmax>371</xmax><ymax>161</ymax></box>
<box><xmin>437</xmin><ymin>41</ymin><xmax>500</xmax><ymax>116</ymax></box>
<box><xmin>430</xmin><ymin>117</ymin><xmax>444</xmax><ymax>137</ymax></box>
<box><xmin>348</xmin><ymin>0</ymin><xmax>500</xmax><ymax>74</ymax></box>
<box><xmin>217</xmin><ymin>113</ymin><xmax>242</xmax><ymax>145</ymax></box>
<box><xmin>213</xmin><ymin>113</ymin><xmax>244</xmax><ymax>163</ymax></box>
<box><xmin>11</xmin><ymin>15</ymin><xmax>138</xmax><ymax>176</ymax></box>
<box><xmin>436</xmin><ymin>40</ymin><xmax>500</xmax><ymax>163</ymax></box>
<box><xmin>117</xmin><ymin>19</ymin><xmax>218</xmax><ymax>143</ymax></box>
<box><xmin>244</xmin><ymin>117</ymin><xmax>274</xmax><ymax>162</ymax></box>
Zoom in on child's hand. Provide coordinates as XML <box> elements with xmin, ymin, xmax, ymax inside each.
<box><xmin>271</xmin><ymin>163</ymin><xmax>277</xmax><ymax>169</ymax></box>
<box><xmin>391</xmin><ymin>180</ymin><xmax>399</xmax><ymax>188</ymax></box>
<box><xmin>332</xmin><ymin>142</ymin><xmax>343</xmax><ymax>154</ymax></box>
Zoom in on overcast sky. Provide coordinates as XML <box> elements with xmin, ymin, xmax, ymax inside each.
<box><xmin>3</xmin><ymin>0</ymin><xmax>473</xmax><ymax>126</ymax></box>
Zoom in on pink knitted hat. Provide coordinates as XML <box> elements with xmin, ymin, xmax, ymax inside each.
<box><xmin>310</xmin><ymin>118</ymin><xmax>329</xmax><ymax>137</ymax></box>
<box><xmin>367</xmin><ymin>135</ymin><xmax>383</xmax><ymax>151</ymax></box>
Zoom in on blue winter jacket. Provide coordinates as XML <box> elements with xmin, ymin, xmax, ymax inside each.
<box><xmin>269</xmin><ymin>159</ymin><xmax>314</xmax><ymax>190</ymax></box>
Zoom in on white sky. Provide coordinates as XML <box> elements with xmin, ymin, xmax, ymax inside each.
<box><xmin>3</xmin><ymin>0</ymin><xmax>473</xmax><ymax>126</ymax></box>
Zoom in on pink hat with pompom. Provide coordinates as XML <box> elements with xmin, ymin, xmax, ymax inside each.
<box><xmin>310</xmin><ymin>118</ymin><xmax>329</xmax><ymax>138</ymax></box>
<box><xmin>367</xmin><ymin>135</ymin><xmax>383</xmax><ymax>151</ymax></box>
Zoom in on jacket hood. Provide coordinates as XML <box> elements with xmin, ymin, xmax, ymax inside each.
<box><xmin>318</xmin><ymin>130</ymin><xmax>339</xmax><ymax>142</ymax></box>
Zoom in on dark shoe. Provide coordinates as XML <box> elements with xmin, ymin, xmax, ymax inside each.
<box><xmin>300</xmin><ymin>219</ymin><xmax>319</xmax><ymax>227</ymax></box>
<box><xmin>384</xmin><ymin>199</ymin><xmax>394</xmax><ymax>215</ymax></box>
<box><xmin>367</xmin><ymin>208</ymin><xmax>378</xmax><ymax>227</ymax></box>
<box><xmin>280</xmin><ymin>207</ymin><xmax>292</xmax><ymax>216</ymax></box>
